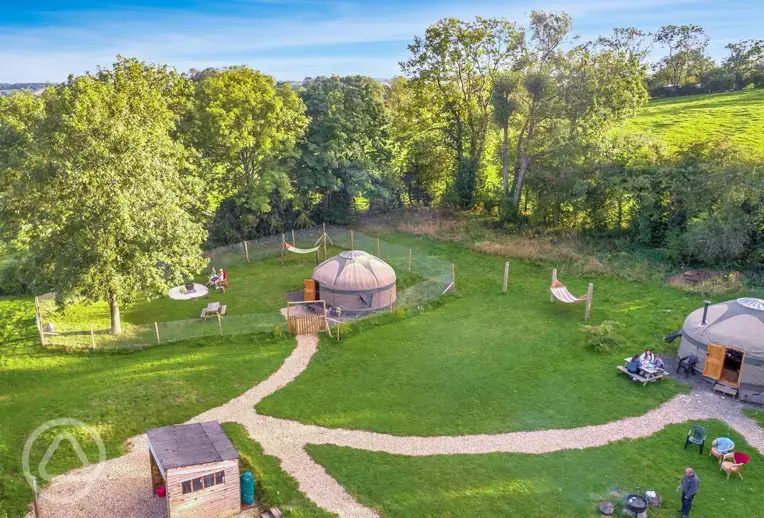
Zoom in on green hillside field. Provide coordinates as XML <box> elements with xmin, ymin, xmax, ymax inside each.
<box><xmin>622</xmin><ymin>89</ymin><xmax>764</xmax><ymax>153</ymax></box>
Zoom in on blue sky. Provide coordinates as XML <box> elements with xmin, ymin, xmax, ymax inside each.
<box><xmin>0</xmin><ymin>0</ymin><xmax>761</xmax><ymax>82</ymax></box>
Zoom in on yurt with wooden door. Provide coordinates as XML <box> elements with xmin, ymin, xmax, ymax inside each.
<box><xmin>311</xmin><ymin>250</ymin><xmax>396</xmax><ymax>314</ymax></box>
<box><xmin>677</xmin><ymin>298</ymin><xmax>764</xmax><ymax>402</ymax></box>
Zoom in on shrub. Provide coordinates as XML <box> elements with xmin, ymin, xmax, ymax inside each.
<box><xmin>581</xmin><ymin>320</ymin><xmax>625</xmax><ymax>353</ymax></box>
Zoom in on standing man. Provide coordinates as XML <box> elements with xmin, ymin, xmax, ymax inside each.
<box><xmin>678</xmin><ymin>467</ymin><xmax>699</xmax><ymax>517</ymax></box>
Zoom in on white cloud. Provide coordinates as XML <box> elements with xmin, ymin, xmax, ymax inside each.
<box><xmin>0</xmin><ymin>0</ymin><xmax>755</xmax><ymax>82</ymax></box>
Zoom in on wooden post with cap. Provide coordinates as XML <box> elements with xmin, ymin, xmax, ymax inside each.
<box><xmin>550</xmin><ymin>269</ymin><xmax>557</xmax><ymax>302</ymax></box>
<box><xmin>584</xmin><ymin>283</ymin><xmax>594</xmax><ymax>321</ymax></box>
<box><xmin>503</xmin><ymin>262</ymin><xmax>509</xmax><ymax>293</ymax></box>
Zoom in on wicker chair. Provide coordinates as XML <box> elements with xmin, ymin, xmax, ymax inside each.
<box><xmin>721</xmin><ymin>452</ymin><xmax>750</xmax><ymax>480</ymax></box>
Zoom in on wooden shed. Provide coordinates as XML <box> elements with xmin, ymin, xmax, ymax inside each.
<box><xmin>146</xmin><ymin>422</ymin><xmax>240</xmax><ymax>518</ymax></box>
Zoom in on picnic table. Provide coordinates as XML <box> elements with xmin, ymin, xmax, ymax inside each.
<box><xmin>200</xmin><ymin>301</ymin><xmax>227</xmax><ymax>321</ymax></box>
<box><xmin>617</xmin><ymin>357</ymin><xmax>668</xmax><ymax>385</ymax></box>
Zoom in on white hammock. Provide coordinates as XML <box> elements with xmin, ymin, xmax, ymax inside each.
<box><xmin>550</xmin><ymin>279</ymin><xmax>587</xmax><ymax>304</ymax></box>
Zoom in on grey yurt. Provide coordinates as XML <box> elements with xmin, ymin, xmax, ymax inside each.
<box><xmin>677</xmin><ymin>298</ymin><xmax>764</xmax><ymax>401</ymax></box>
<box><xmin>311</xmin><ymin>250</ymin><xmax>396</xmax><ymax>314</ymax></box>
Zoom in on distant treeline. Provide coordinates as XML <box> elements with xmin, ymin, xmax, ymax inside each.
<box><xmin>1</xmin><ymin>12</ymin><xmax>762</xmax><ymax>311</ymax></box>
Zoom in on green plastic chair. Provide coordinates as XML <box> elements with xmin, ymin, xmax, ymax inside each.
<box><xmin>684</xmin><ymin>425</ymin><xmax>707</xmax><ymax>454</ymax></box>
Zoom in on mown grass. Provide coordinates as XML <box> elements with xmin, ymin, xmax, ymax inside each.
<box><xmin>307</xmin><ymin>420</ymin><xmax>764</xmax><ymax>517</ymax></box>
<box><xmin>0</xmin><ymin>293</ymin><xmax>295</xmax><ymax>518</ymax></box>
<box><xmin>256</xmin><ymin>232</ymin><xmax>709</xmax><ymax>436</ymax></box>
<box><xmin>623</xmin><ymin>89</ymin><xmax>764</xmax><ymax>153</ymax></box>
<box><xmin>221</xmin><ymin>423</ymin><xmax>333</xmax><ymax>517</ymax></box>
<box><xmin>37</xmin><ymin>248</ymin><xmax>335</xmax><ymax>349</ymax></box>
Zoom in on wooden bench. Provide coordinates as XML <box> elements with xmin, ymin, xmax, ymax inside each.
<box><xmin>617</xmin><ymin>365</ymin><xmax>663</xmax><ymax>386</ymax></box>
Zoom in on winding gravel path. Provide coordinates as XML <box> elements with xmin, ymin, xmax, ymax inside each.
<box><xmin>28</xmin><ymin>333</ymin><xmax>764</xmax><ymax>518</ymax></box>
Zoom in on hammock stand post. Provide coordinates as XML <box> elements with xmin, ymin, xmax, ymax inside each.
<box><xmin>584</xmin><ymin>283</ymin><xmax>594</xmax><ymax>321</ymax></box>
<box><xmin>550</xmin><ymin>269</ymin><xmax>557</xmax><ymax>302</ymax></box>
<box><xmin>503</xmin><ymin>262</ymin><xmax>509</xmax><ymax>293</ymax></box>
<box><xmin>323</xmin><ymin>223</ymin><xmax>328</xmax><ymax>260</ymax></box>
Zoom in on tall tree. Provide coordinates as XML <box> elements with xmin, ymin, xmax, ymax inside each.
<box><xmin>724</xmin><ymin>39</ymin><xmax>764</xmax><ymax>90</ymax></box>
<box><xmin>508</xmin><ymin>11</ymin><xmax>572</xmax><ymax>213</ymax></box>
<box><xmin>401</xmin><ymin>17</ymin><xmax>524</xmax><ymax>209</ymax></box>
<box><xmin>387</xmin><ymin>77</ymin><xmax>453</xmax><ymax>205</ymax></box>
<box><xmin>190</xmin><ymin>67</ymin><xmax>308</xmax><ymax>215</ymax></box>
<box><xmin>0</xmin><ymin>57</ymin><xmax>206</xmax><ymax>333</ymax></box>
<box><xmin>654</xmin><ymin>24</ymin><xmax>709</xmax><ymax>93</ymax></box>
<box><xmin>490</xmin><ymin>73</ymin><xmax>520</xmax><ymax>197</ymax></box>
<box><xmin>296</xmin><ymin>75</ymin><xmax>392</xmax><ymax>223</ymax></box>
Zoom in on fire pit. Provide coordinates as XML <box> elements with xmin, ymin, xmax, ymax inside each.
<box><xmin>623</xmin><ymin>493</ymin><xmax>648</xmax><ymax>517</ymax></box>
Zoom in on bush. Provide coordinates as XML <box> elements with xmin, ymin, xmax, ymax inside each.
<box><xmin>674</xmin><ymin>215</ymin><xmax>756</xmax><ymax>265</ymax></box>
<box><xmin>581</xmin><ymin>320</ymin><xmax>625</xmax><ymax>353</ymax></box>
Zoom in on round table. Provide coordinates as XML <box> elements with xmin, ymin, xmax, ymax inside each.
<box><xmin>168</xmin><ymin>283</ymin><xmax>209</xmax><ymax>300</ymax></box>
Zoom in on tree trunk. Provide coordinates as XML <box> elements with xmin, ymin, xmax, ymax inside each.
<box><xmin>109</xmin><ymin>290</ymin><xmax>122</xmax><ymax>334</ymax></box>
<box><xmin>501</xmin><ymin>124</ymin><xmax>509</xmax><ymax>197</ymax></box>
<box><xmin>512</xmin><ymin>155</ymin><xmax>530</xmax><ymax>210</ymax></box>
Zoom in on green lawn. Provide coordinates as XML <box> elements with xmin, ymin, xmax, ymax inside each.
<box><xmin>222</xmin><ymin>423</ymin><xmax>333</xmax><ymax>517</ymax></box>
<box><xmin>38</xmin><ymin>248</ymin><xmax>333</xmax><ymax>349</ymax></box>
<box><xmin>623</xmin><ymin>89</ymin><xmax>764</xmax><ymax>153</ymax></box>
<box><xmin>256</xmin><ymin>233</ymin><xmax>708</xmax><ymax>436</ymax></box>
<box><xmin>0</xmin><ymin>294</ymin><xmax>296</xmax><ymax>518</ymax></box>
<box><xmin>307</xmin><ymin>420</ymin><xmax>763</xmax><ymax>517</ymax></box>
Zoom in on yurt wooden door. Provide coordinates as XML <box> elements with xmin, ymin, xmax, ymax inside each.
<box><xmin>703</xmin><ymin>343</ymin><xmax>726</xmax><ymax>380</ymax></box>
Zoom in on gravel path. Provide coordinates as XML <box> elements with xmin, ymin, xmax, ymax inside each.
<box><xmin>28</xmin><ymin>333</ymin><xmax>764</xmax><ymax>518</ymax></box>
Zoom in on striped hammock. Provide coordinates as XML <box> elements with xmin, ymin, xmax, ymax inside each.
<box><xmin>285</xmin><ymin>243</ymin><xmax>320</xmax><ymax>254</ymax></box>
<box><xmin>550</xmin><ymin>279</ymin><xmax>587</xmax><ymax>304</ymax></box>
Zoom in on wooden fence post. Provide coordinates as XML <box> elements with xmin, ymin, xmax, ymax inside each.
<box><xmin>408</xmin><ymin>249</ymin><xmax>412</xmax><ymax>272</ymax></box>
<box><xmin>451</xmin><ymin>263</ymin><xmax>456</xmax><ymax>292</ymax></box>
<box><xmin>503</xmin><ymin>262</ymin><xmax>509</xmax><ymax>293</ymax></box>
<box><xmin>585</xmin><ymin>283</ymin><xmax>594</xmax><ymax>321</ymax></box>
<box><xmin>550</xmin><ymin>269</ymin><xmax>557</xmax><ymax>302</ymax></box>
<box><xmin>217</xmin><ymin>314</ymin><xmax>223</xmax><ymax>336</ymax></box>
<box><xmin>32</xmin><ymin>476</ymin><xmax>40</xmax><ymax>518</ymax></box>
<box><xmin>243</xmin><ymin>240</ymin><xmax>250</xmax><ymax>263</ymax></box>
<box><xmin>291</xmin><ymin>229</ymin><xmax>296</xmax><ymax>247</ymax></box>
<box><xmin>154</xmin><ymin>322</ymin><xmax>161</xmax><ymax>345</ymax></box>
<box><xmin>281</xmin><ymin>234</ymin><xmax>286</xmax><ymax>265</ymax></box>
<box><xmin>90</xmin><ymin>324</ymin><xmax>96</xmax><ymax>348</ymax></box>
<box><xmin>350</xmin><ymin>230</ymin><xmax>355</xmax><ymax>249</ymax></box>
<box><xmin>376</xmin><ymin>238</ymin><xmax>380</xmax><ymax>257</ymax></box>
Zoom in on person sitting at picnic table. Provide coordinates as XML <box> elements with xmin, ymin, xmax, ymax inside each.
<box><xmin>653</xmin><ymin>355</ymin><xmax>665</xmax><ymax>371</ymax></box>
<box><xmin>640</xmin><ymin>349</ymin><xmax>656</xmax><ymax>364</ymax></box>
<box><xmin>626</xmin><ymin>354</ymin><xmax>642</xmax><ymax>374</ymax></box>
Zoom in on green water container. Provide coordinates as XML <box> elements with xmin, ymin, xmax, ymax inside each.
<box><xmin>240</xmin><ymin>471</ymin><xmax>255</xmax><ymax>505</ymax></box>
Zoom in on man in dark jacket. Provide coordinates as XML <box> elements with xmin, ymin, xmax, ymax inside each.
<box><xmin>678</xmin><ymin>467</ymin><xmax>699</xmax><ymax>517</ymax></box>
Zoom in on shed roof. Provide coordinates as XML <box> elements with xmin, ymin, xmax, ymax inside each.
<box><xmin>146</xmin><ymin>421</ymin><xmax>239</xmax><ymax>471</ymax></box>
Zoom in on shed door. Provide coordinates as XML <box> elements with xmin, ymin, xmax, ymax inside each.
<box><xmin>703</xmin><ymin>343</ymin><xmax>725</xmax><ymax>380</ymax></box>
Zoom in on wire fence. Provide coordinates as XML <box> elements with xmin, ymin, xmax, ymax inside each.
<box><xmin>35</xmin><ymin>225</ymin><xmax>454</xmax><ymax>351</ymax></box>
